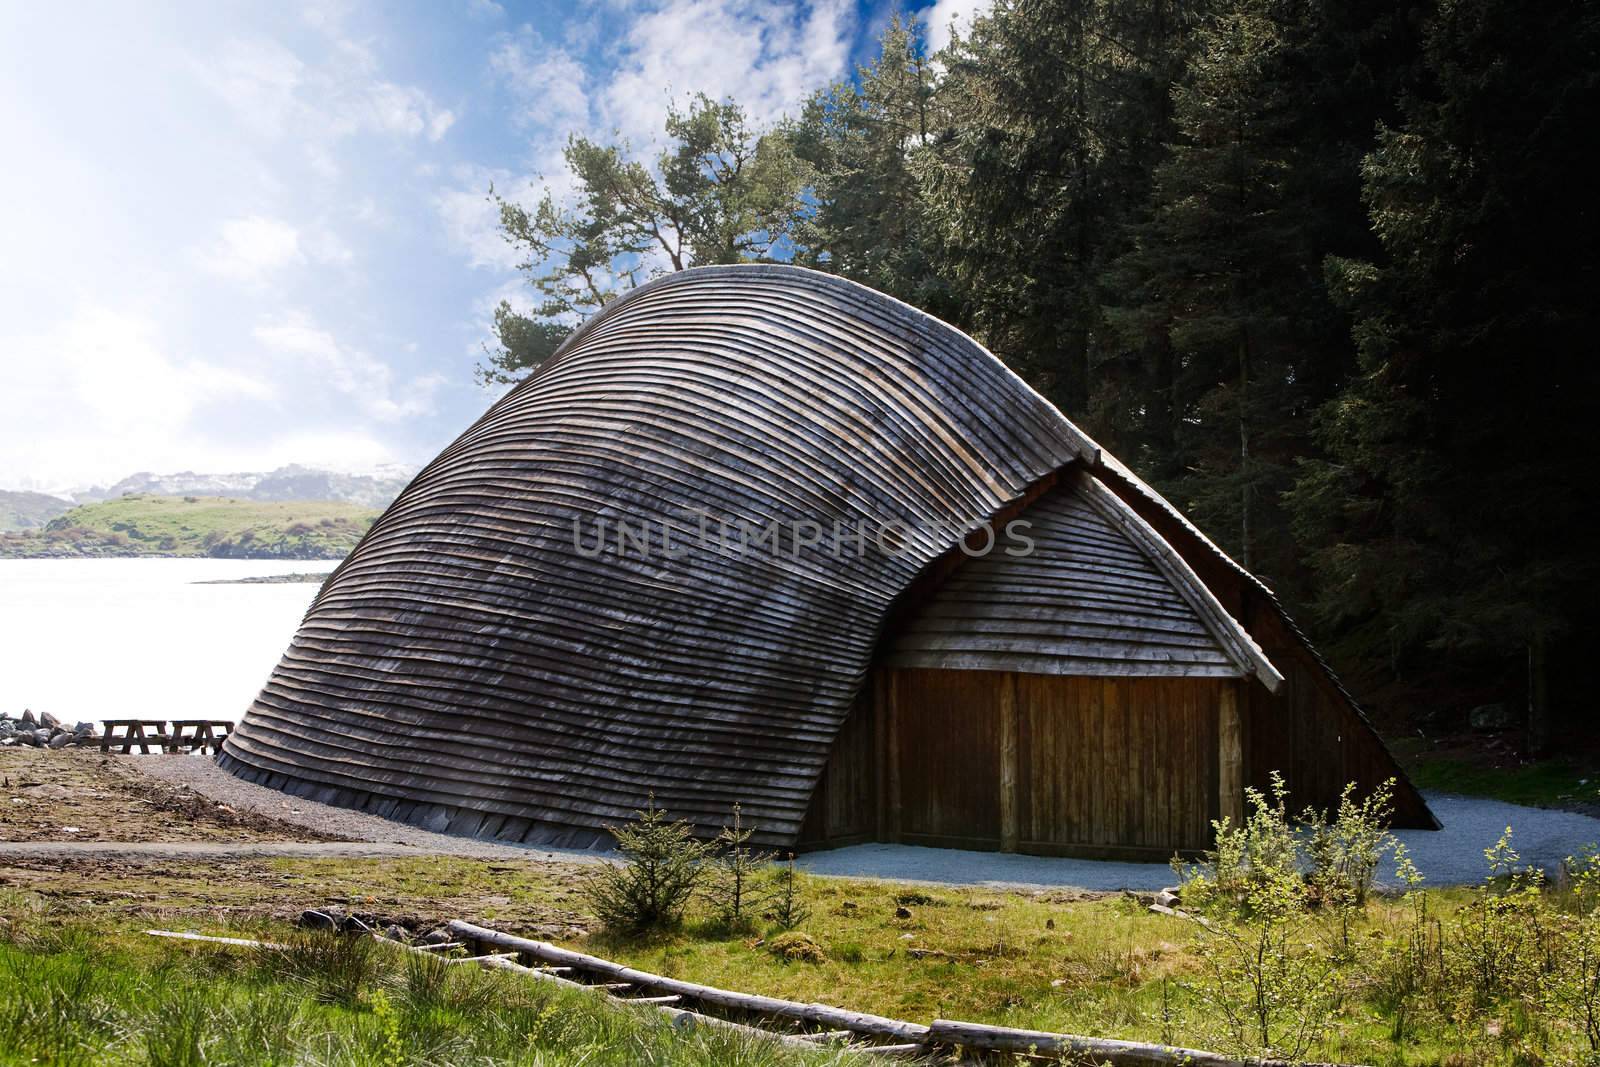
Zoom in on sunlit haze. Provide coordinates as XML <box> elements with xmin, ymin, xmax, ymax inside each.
<box><xmin>0</xmin><ymin>0</ymin><xmax>987</xmax><ymax>494</ymax></box>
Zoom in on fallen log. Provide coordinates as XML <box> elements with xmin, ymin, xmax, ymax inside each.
<box><xmin>925</xmin><ymin>1020</ymin><xmax>1366</xmax><ymax>1067</ymax></box>
<box><xmin>1147</xmin><ymin>902</ymin><xmax>1214</xmax><ymax>929</ymax></box>
<box><xmin>478</xmin><ymin>956</ymin><xmax>822</xmax><ymax>1051</ymax></box>
<box><xmin>145</xmin><ymin>930</ymin><xmax>286</xmax><ymax>950</ymax></box>
<box><xmin>449</xmin><ymin>919</ymin><xmax>928</xmax><ymax>1044</ymax></box>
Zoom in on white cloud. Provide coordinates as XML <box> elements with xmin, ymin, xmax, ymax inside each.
<box><xmin>600</xmin><ymin>0</ymin><xmax>854</xmax><ymax>145</ymax></box>
<box><xmin>200</xmin><ymin>214</ymin><xmax>357</xmax><ymax>283</ymax></box>
<box><xmin>0</xmin><ymin>307</ymin><xmax>275</xmax><ymax>489</ymax></box>
<box><xmin>363</xmin><ymin>82</ymin><xmax>457</xmax><ymax>141</ymax></box>
<box><xmin>202</xmin><ymin>215</ymin><xmax>304</xmax><ymax>282</ymax></box>
<box><xmin>198</xmin><ymin>34</ymin><xmax>455</xmax><ymax>149</ymax></box>
<box><xmin>923</xmin><ymin>0</ymin><xmax>991</xmax><ymax>52</ymax></box>
<box><xmin>197</xmin><ymin>38</ymin><xmax>306</xmax><ymax>138</ymax></box>
<box><xmin>489</xmin><ymin>31</ymin><xmax>590</xmax><ymax>132</ymax></box>
<box><xmin>254</xmin><ymin>314</ymin><xmax>445</xmax><ymax>421</ymax></box>
<box><xmin>435</xmin><ymin>164</ymin><xmax>529</xmax><ymax>271</ymax></box>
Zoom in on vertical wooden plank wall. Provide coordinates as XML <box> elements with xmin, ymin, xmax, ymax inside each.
<box><xmin>804</xmin><ymin>668</ymin><xmax>1229</xmax><ymax>857</ymax></box>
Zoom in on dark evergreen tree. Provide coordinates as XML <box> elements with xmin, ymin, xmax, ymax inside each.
<box><xmin>918</xmin><ymin>0</ymin><xmax>1199</xmax><ymax>413</ymax></box>
<box><xmin>1289</xmin><ymin>0</ymin><xmax>1600</xmax><ymax>743</ymax></box>
<box><xmin>1101</xmin><ymin>0</ymin><xmax>1316</xmax><ymax>581</ymax></box>
<box><xmin>788</xmin><ymin>15</ymin><xmax>949</xmax><ymax>314</ymax></box>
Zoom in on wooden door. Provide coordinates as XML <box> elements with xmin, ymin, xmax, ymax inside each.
<box><xmin>1017</xmin><ymin>675</ymin><xmax>1221</xmax><ymax>855</ymax></box>
<box><xmin>892</xmin><ymin>668</ymin><xmax>1004</xmax><ymax>848</ymax></box>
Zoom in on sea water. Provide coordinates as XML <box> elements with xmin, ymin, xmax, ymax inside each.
<box><xmin>0</xmin><ymin>558</ymin><xmax>333</xmax><ymax>727</ymax></box>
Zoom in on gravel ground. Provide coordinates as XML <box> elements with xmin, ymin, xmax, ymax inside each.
<box><xmin>123</xmin><ymin>756</ymin><xmax>1600</xmax><ymax>891</ymax></box>
<box><xmin>801</xmin><ymin>793</ymin><xmax>1600</xmax><ymax>890</ymax></box>
<box><xmin>133</xmin><ymin>754</ymin><xmax>590</xmax><ymax>863</ymax></box>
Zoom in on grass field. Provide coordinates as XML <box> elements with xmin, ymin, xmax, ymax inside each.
<box><xmin>0</xmin><ymin>493</ymin><xmax>378</xmax><ymax>559</ymax></box>
<box><xmin>0</xmin><ymin>895</ymin><xmax>863</xmax><ymax>1067</ymax></box>
<box><xmin>6</xmin><ymin>845</ymin><xmax>1596</xmax><ymax>1066</ymax></box>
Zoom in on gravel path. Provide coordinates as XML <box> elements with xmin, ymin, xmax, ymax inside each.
<box><xmin>64</xmin><ymin>755</ymin><xmax>1600</xmax><ymax>892</ymax></box>
<box><xmin>801</xmin><ymin>794</ymin><xmax>1600</xmax><ymax>890</ymax></box>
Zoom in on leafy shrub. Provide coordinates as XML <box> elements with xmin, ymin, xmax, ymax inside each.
<box><xmin>1306</xmin><ymin>779</ymin><xmax>1397</xmax><ymax>950</ymax></box>
<box><xmin>581</xmin><ymin>799</ymin><xmax>705</xmax><ymax>933</ymax></box>
<box><xmin>1176</xmin><ymin>772</ymin><xmax>1302</xmax><ymax>913</ymax></box>
<box><xmin>1447</xmin><ymin>828</ymin><xmax>1546</xmax><ymax>1012</ymax></box>
<box><xmin>1176</xmin><ymin>775</ymin><xmax>1397</xmax><ymax>1059</ymax></box>
<box><xmin>1184</xmin><ymin>827</ymin><xmax>1338</xmax><ymax>1060</ymax></box>
<box><xmin>1548</xmin><ymin>850</ymin><xmax>1600</xmax><ymax>1059</ymax></box>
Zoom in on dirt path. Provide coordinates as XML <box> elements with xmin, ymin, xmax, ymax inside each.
<box><xmin>0</xmin><ymin>748</ymin><xmax>331</xmax><ymax>843</ymax></box>
<box><xmin>0</xmin><ymin>840</ymin><xmax>587</xmax><ymax>861</ymax></box>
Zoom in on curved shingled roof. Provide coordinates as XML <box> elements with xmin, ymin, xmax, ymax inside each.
<box><xmin>219</xmin><ymin>264</ymin><xmax>1288</xmax><ymax>845</ymax></box>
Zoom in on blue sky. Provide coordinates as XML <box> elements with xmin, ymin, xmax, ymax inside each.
<box><xmin>0</xmin><ymin>0</ymin><xmax>984</xmax><ymax>494</ymax></box>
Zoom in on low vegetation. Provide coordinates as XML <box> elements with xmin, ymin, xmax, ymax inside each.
<box><xmin>0</xmin><ymin>898</ymin><xmax>861</xmax><ymax>1066</ymax></box>
<box><xmin>0</xmin><ymin>488</ymin><xmax>69</xmax><ymax>532</ymax></box>
<box><xmin>1397</xmin><ymin>739</ymin><xmax>1600</xmax><ymax>813</ymax></box>
<box><xmin>569</xmin><ymin>790</ymin><xmax>1600</xmax><ymax>1065</ymax></box>
<box><xmin>0</xmin><ymin>493</ymin><xmax>378</xmax><ymax>559</ymax></box>
<box><xmin>7</xmin><ymin>783</ymin><xmax>1600</xmax><ymax>1065</ymax></box>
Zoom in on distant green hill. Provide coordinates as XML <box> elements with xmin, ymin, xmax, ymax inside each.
<box><xmin>0</xmin><ymin>494</ymin><xmax>380</xmax><ymax>559</ymax></box>
<box><xmin>0</xmin><ymin>489</ymin><xmax>71</xmax><ymax>531</ymax></box>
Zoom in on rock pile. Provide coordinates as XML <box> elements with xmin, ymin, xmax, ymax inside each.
<box><xmin>0</xmin><ymin>709</ymin><xmax>99</xmax><ymax>749</ymax></box>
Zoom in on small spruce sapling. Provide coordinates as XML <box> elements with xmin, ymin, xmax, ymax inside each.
<box><xmin>769</xmin><ymin>854</ymin><xmax>810</xmax><ymax>931</ymax></box>
<box><xmin>704</xmin><ymin>803</ymin><xmax>773</xmax><ymax>930</ymax></box>
<box><xmin>581</xmin><ymin>796</ymin><xmax>706</xmax><ymax>933</ymax></box>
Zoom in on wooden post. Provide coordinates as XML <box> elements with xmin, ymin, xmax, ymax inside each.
<box><xmin>885</xmin><ymin>670</ymin><xmax>902</xmax><ymax>842</ymax></box>
<box><xmin>1218</xmin><ymin>682</ymin><xmax>1244</xmax><ymax>829</ymax></box>
<box><xmin>999</xmin><ymin>673</ymin><xmax>1019</xmax><ymax>852</ymax></box>
<box><xmin>874</xmin><ymin>669</ymin><xmax>888</xmax><ymax>841</ymax></box>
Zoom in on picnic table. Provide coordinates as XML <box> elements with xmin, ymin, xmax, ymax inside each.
<box><xmin>99</xmin><ymin>718</ymin><xmax>233</xmax><ymax>755</ymax></box>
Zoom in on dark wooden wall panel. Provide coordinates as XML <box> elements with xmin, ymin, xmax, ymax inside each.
<box><xmin>1018</xmin><ymin>675</ymin><xmax>1219</xmax><ymax>854</ymax></box>
<box><xmin>1096</xmin><ymin>464</ymin><xmax>1437</xmax><ymax>829</ymax></box>
<box><xmin>893</xmin><ymin>668</ymin><xmax>1003</xmax><ymax>846</ymax></box>
<box><xmin>798</xmin><ymin>686</ymin><xmax>878</xmax><ymax>847</ymax></box>
<box><xmin>1243</xmin><ymin>598</ymin><xmax>1437</xmax><ymax>827</ymax></box>
<box><xmin>828</xmin><ymin>669</ymin><xmax>1224</xmax><ymax>858</ymax></box>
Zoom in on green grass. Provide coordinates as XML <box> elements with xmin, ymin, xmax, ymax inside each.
<box><xmin>1391</xmin><ymin>736</ymin><xmax>1600</xmax><ymax>809</ymax></box>
<box><xmin>0</xmin><ymin>494</ymin><xmax>379</xmax><ymax>560</ymax></box>
<box><xmin>13</xmin><ymin>847</ymin><xmax>1600</xmax><ymax>1066</ymax></box>
<box><xmin>0</xmin><ymin>896</ymin><xmax>864</xmax><ymax>1067</ymax></box>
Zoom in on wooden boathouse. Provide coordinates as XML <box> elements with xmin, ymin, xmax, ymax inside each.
<box><xmin>221</xmin><ymin>264</ymin><xmax>1434</xmax><ymax>859</ymax></box>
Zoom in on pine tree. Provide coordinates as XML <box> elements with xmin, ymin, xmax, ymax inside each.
<box><xmin>788</xmin><ymin>15</ymin><xmax>947</xmax><ymax>313</ymax></box>
<box><xmin>481</xmin><ymin>95</ymin><xmax>805</xmax><ymax>384</ymax></box>
<box><xmin>1289</xmin><ymin>0</ymin><xmax>1600</xmax><ymax>741</ymax></box>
